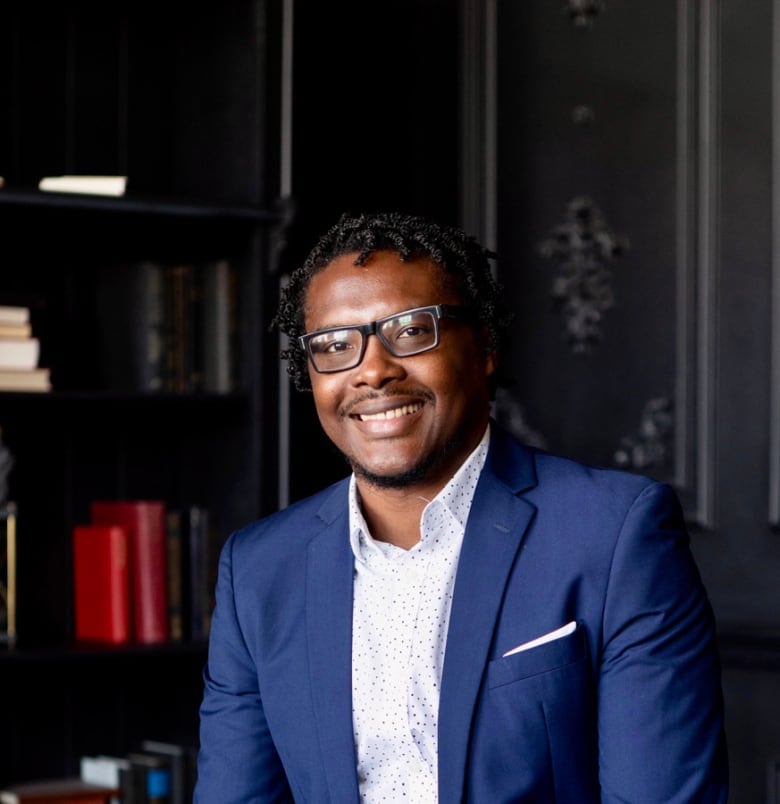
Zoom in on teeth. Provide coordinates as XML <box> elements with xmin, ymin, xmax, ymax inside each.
<box><xmin>358</xmin><ymin>403</ymin><xmax>423</xmax><ymax>421</ymax></box>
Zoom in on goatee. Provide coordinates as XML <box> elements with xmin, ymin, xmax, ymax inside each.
<box><xmin>344</xmin><ymin>435</ymin><xmax>463</xmax><ymax>490</ymax></box>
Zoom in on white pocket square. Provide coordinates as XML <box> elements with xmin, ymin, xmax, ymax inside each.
<box><xmin>502</xmin><ymin>621</ymin><xmax>577</xmax><ymax>658</ymax></box>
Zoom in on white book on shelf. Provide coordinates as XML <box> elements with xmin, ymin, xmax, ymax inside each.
<box><xmin>0</xmin><ymin>367</ymin><xmax>51</xmax><ymax>392</ymax></box>
<box><xmin>0</xmin><ymin>306</ymin><xmax>30</xmax><ymax>326</ymax></box>
<box><xmin>80</xmin><ymin>754</ymin><xmax>129</xmax><ymax>788</ymax></box>
<box><xmin>0</xmin><ymin>337</ymin><xmax>39</xmax><ymax>370</ymax></box>
<box><xmin>38</xmin><ymin>174</ymin><xmax>127</xmax><ymax>197</ymax></box>
<box><xmin>0</xmin><ymin>323</ymin><xmax>32</xmax><ymax>338</ymax></box>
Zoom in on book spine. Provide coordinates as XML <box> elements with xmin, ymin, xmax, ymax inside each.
<box><xmin>140</xmin><ymin>741</ymin><xmax>196</xmax><ymax>804</ymax></box>
<box><xmin>185</xmin><ymin>506</ymin><xmax>211</xmax><ymax>641</ymax></box>
<box><xmin>0</xmin><ymin>337</ymin><xmax>40</xmax><ymax>370</ymax></box>
<box><xmin>142</xmin><ymin>263</ymin><xmax>165</xmax><ymax>392</ymax></box>
<box><xmin>165</xmin><ymin>510</ymin><xmax>184</xmax><ymax>642</ymax></box>
<box><xmin>72</xmin><ymin>525</ymin><xmax>131</xmax><ymax>644</ymax></box>
<box><xmin>128</xmin><ymin>753</ymin><xmax>172</xmax><ymax>804</ymax></box>
<box><xmin>202</xmin><ymin>259</ymin><xmax>236</xmax><ymax>393</ymax></box>
<box><xmin>96</xmin><ymin>261</ymin><xmax>165</xmax><ymax>392</ymax></box>
<box><xmin>132</xmin><ymin>503</ymin><xmax>169</xmax><ymax>644</ymax></box>
<box><xmin>90</xmin><ymin>502</ymin><xmax>169</xmax><ymax>644</ymax></box>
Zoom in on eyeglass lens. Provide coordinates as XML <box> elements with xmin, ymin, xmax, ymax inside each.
<box><xmin>307</xmin><ymin>309</ymin><xmax>439</xmax><ymax>371</ymax></box>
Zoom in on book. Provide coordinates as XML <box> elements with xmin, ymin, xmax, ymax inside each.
<box><xmin>0</xmin><ymin>323</ymin><xmax>32</xmax><ymax>339</ymax></box>
<box><xmin>0</xmin><ymin>502</ymin><xmax>17</xmax><ymax>646</ymax></box>
<box><xmin>96</xmin><ymin>262</ymin><xmax>165</xmax><ymax>392</ymax></box>
<box><xmin>79</xmin><ymin>756</ymin><xmax>135</xmax><ymax>804</ymax></box>
<box><xmin>162</xmin><ymin>264</ymin><xmax>196</xmax><ymax>393</ymax></box>
<box><xmin>72</xmin><ymin>525</ymin><xmax>131</xmax><ymax>644</ymax></box>
<box><xmin>182</xmin><ymin>505</ymin><xmax>212</xmax><ymax>641</ymax></box>
<box><xmin>164</xmin><ymin>510</ymin><xmax>185</xmax><ymax>641</ymax></box>
<box><xmin>0</xmin><ymin>778</ymin><xmax>118</xmax><ymax>803</ymax></box>
<box><xmin>90</xmin><ymin>501</ymin><xmax>169</xmax><ymax>644</ymax></box>
<box><xmin>0</xmin><ymin>337</ymin><xmax>40</xmax><ymax>370</ymax></box>
<box><xmin>0</xmin><ymin>368</ymin><xmax>51</xmax><ymax>392</ymax></box>
<box><xmin>0</xmin><ymin>306</ymin><xmax>30</xmax><ymax>326</ymax></box>
<box><xmin>38</xmin><ymin>175</ymin><xmax>127</xmax><ymax>197</ymax></box>
<box><xmin>139</xmin><ymin>742</ymin><xmax>197</xmax><ymax>804</ymax></box>
<box><xmin>126</xmin><ymin>753</ymin><xmax>172</xmax><ymax>804</ymax></box>
<box><xmin>201</xmin><ymin>259</ymin><xmax>237</xmax><ymax>393</ymax></box>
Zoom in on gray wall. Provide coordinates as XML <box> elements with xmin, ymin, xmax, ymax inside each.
<box><xmin>464</xmin><ymin>2</ymin><xmax>779</xmax><ymax>801</ymax></box>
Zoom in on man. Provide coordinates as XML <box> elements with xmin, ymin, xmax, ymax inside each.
<box><xmin>195</xmin><ymin>211</ymin><xmax>728</xmax><ymax>802</ymax></box>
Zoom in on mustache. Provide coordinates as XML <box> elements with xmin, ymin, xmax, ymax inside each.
<box><xmin>339</xmin><ymin>388</ymin><xmax>434</xmax><ymax>418</ymax></box>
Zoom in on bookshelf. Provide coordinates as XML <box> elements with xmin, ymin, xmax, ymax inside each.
<box><xmin>0</xmin><ymin>0</ymin><xmax>285</xmax><ymax>787</ymax></box>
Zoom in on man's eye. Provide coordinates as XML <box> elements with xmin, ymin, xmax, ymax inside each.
<box><xmin>397</xmin><ymin>324</ymin><xmax>431</xmax><ymax>339</ymax></box>
<box><xmin>323</xmin><ymin>341</ymin><xmax>353</xmax><ymax>354</ymax></box>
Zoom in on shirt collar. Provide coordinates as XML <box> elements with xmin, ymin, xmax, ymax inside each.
<box><xmin>348</xmin><ymin>424</ymin><xmax>491</xmax><ymax>560</ymax></box>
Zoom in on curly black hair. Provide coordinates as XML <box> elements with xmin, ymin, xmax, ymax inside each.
<box><xmin>273</xmin><ymin>210</ymin><xmax>514</xmax><ymax>392</ymax></box>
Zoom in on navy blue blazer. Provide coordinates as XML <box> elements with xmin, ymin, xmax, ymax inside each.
<box><xmin>196</xmin><ymin>425</ymin><xmax>728</xmax><ymax>802</ymax></box>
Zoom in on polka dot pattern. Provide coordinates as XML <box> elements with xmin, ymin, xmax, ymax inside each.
<box><xmin>349</xmin><ymin>426</ymin><xmax>490</xmax><ymax>802</ymax></box>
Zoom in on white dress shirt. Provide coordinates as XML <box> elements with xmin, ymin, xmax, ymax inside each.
<box><xmin>349</xmin><ymin>426</ymin><xmax>490</xmax><ymax>802</ymax></box>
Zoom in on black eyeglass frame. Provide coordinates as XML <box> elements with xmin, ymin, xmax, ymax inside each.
<box><xmin>298</xmin><ymin>304</ymin><xmax>476</xmax><ymax>374</ymax></box>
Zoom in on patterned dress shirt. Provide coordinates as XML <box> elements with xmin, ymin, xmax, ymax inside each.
<box><xmin>348</xmin><ymin>426</ymin><xmax>491</xmax><ymax>802</ymax></box>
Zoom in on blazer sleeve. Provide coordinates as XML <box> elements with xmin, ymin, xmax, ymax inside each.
<box><xmin>195</xmin><ymin>533</ymin><xmax>294</xmax><ymax>803</ymax></box>
<box><xmin>597</xmin><ymin>481</ymin><xmax>728</xmax><ymax>803</ymax></box>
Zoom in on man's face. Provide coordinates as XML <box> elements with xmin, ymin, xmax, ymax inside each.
<box><xmin>303</xmin><ymin>250</ymin><xmax>496</xmax><ymax>494</ymax></box>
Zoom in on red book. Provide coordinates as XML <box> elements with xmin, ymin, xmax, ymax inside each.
<box><xmin>72</xmin><ymin>525</ymin><xmax>131</xmax><ymax>644</ymax></box>
<box><xmin>90</xmin><ymin>500</ymin><xmax>169</xmax><ymax>644</ymax></box>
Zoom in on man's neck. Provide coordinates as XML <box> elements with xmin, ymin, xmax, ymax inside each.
<box><xmin>355</xmin><ymin>482</ymin><xmax>434</xmax><ymax>549</ymax></box>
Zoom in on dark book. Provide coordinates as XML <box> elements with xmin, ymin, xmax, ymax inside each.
<box><xmin>90</xmin><ymin>501</ymin><xmax>169</xmax><ymax>644</ymax></box>
<box><xmin>72</xmin><ymin>525</ymin><xmax>131</xmax><ymax>644</ymax></box>
<box><xmin>164</xmin><ymin>511</ymin><xmax>185</xmax><ymax>642</ymax></box>
<box><xmin>201</xmin><ymin>259</ymin><xmax>237</xmax><ymax>393</ymax></box>
<box><xmin>139</xmin><ymin>742</ymin><xmax>196</xmax><ymax>804</ymax></box>
<box><xmin>126</xmin><ymin>753</ymin><xmax>172</xmax><ymax>804</ymax></box>
<box><xmin>96</xmin><ymin>262</ymin><xmax>165</xmax><ymax>393</ymax></box>
<box><xmin>162</xmin><ymin>264</ymin><xmax>198</xmax><ymax>394</ymax></box>
<box><xmin>182</xmin><ymin>506</ymin><xmax>211</xmax><ymax>642</ymax></box>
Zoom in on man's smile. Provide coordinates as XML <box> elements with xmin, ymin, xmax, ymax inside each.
<box><xmin>354</xmin><ymin>402</ymin><xmax>424</xmax><ymax>421</ymax></box>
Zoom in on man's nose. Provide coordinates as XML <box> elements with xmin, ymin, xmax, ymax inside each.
<box><xmin>351</xmin><ymin>334</ymin><xmax>406</xmax><ymax>386</ymax></box>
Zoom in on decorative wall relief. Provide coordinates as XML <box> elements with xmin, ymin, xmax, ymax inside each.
<box><xmin>492</xmin><ymin>388</ymin><xmax>548</xmax><ymax>450</ymax></box>
<box><xmin>613</xmin><ymin>397</ymin><xmax>673</xmax><ymax>473</ymax></box>
<box><xmin>566</xmin><ymin>0</ymin><xmax>605</xmax><ymax>28</ymax></box>
<box><xmin>537</xmin><ymin>196</ymin><xmax>629</xmax><ymax>353</ymax></box>
<box><xmin>572</xmin><ymin>105</ymin><xmax>595</xmax><ymax>126</ymax></box>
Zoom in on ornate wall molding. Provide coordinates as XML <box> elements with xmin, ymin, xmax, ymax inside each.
<box><xmin>566</xmin><ymin>0</ymin><xmax>605</xmax><ymax>28</ymax></box>
<box><xmin>613</xmin><ymin>397</ymin><xmax>674</xmax><ymax>473</ymax></box>
<box><xmin>537</xmin><ymin>196</ymin><xmax>628</xmax><ymax>353</ymax></box>
<box><xmin>460</xmin><ymin>0</ymin><xmax>719</xmax><ymax>527</ymax></box>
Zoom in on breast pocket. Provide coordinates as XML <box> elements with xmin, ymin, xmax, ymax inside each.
<box><xmin>487</xmin><ymin>624</ymin><xmax>587</xmax><ymax>689</ymax></box>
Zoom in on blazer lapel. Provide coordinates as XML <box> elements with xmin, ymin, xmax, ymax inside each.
<box><xmin>438</xmin><ymin>430</ymin><xmax>538</xmax><ymax>802</ymax></box>
<box><xmin>305</xmin><ymin>492</ymin><xmax>361</xmax><ymax>803</ymax></box>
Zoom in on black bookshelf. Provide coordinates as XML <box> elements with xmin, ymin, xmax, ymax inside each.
<box><xmin>0</xmin><ymin>0</ymin><xmax>284</xmax><ymax>787</ymax></box>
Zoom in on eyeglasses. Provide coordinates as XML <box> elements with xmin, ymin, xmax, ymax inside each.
<box><xmin>299</xmin><ymin>304</ymin><xmax>476</xmax><ymax>374</ymax></box>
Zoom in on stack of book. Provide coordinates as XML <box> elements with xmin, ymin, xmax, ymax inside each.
<box><xmin>72</xmin><ymin>501</ymin><xmax>218</xmax><ymax>646</ymax></box>
<box><xmin>96</xmin><ymin>259</ymin><xmax>238</xmax><ymax>394</ymax></box>
<box><xmin>0</xmin><ymin>305</ymin><xmax>51</xmax><ymax>392</ymax></box>
<box><xmin>0</xmin><ymin>740</ymin><xmax>197</xmax><ymax>804</ymax></box>
<box><xmin>79</xmin><ymin>740</ymin><xmax>197</xmax><ymax>804</ymax></box>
